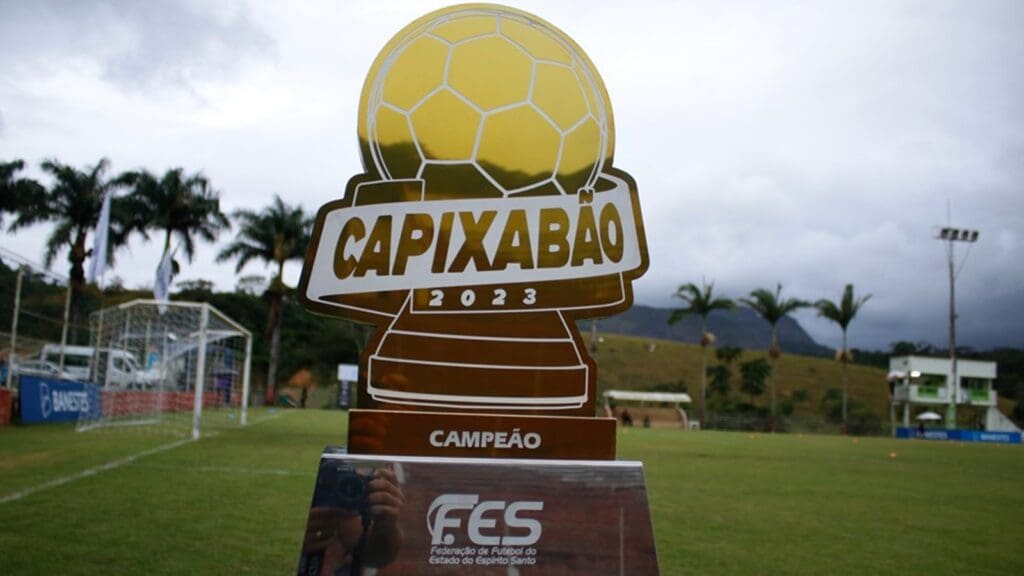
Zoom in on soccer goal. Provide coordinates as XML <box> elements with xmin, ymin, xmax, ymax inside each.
<box><xmin>76</xmin><ymin>300</ymin><xmax>252</xmax><ymax>439</ymax></box>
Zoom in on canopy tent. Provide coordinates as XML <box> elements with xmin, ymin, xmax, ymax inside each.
<box><xmin>602</xmin><ymin>390</ymin><xmax>692</xmax><ymax>404</ymax></box>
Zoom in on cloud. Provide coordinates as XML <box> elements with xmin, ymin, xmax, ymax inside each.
<box><xmin>610</xmin><ymin>0</ymin><xmax>1024</xmax><ymax>351</ymax></box>
<box><xmin>1</xmin><ymin>0</ymin><xmax>1021</xmax><ymax>351</ymax></box>
<box><xmin>0</xmin><ymin>0</ymin><xmax>274</xmax><ymax>94</ymax></box>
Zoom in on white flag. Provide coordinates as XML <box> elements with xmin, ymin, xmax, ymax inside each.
<box><xmin>87</xmin><ymin>190</ymin><xmax>112</xmax><ymax>284</ymax></box>
<box><xmin>155</xmin><ymin>245</ymin><xmax>175</xmax><ymax>313</ymax></box>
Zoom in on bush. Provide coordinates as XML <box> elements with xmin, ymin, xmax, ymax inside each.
<box><xmin>706</xmin><ymin>365</ymin><xmax>731</xmax><ymax>397</ymax></box>
<box><xmin>739</xmin><ymin>358</ymin><xmax>771</xmax><ymax>400</ymax></box>
<box><xmin>821</xmin><ymin>388</ymin><xmax>883</xmax><ymax>434</ymax></box>
<box><xmin>779</xmin><ymin>398</ymin><xmax>795</xmax><ymax>416</ymax></box>
<box><xmin>1014</xmin><ymin>400</ymin><xmax>1024</xmax><ymax>424</ymax></box>
<box><xmin>846</xmin><ymin>405</ymin><xmax>883</xmax><ymax>435</ymax></box>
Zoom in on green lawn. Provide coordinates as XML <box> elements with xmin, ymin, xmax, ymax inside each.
<box><xmin>2</xmin><ymin>410</ymin><xmax>1022</xmax><ymax>575</ymax></box>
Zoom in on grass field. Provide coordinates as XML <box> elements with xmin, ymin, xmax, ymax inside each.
<box><xmin>2</xmin><ymin>409</ymin><xmax>1022</xmax><ymax>575</ymax></box>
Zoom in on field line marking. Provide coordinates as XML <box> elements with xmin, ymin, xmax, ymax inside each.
<box><xmin>244</xmin><ymin>409</ymin><xmax>288</xmax><ymax>427</ymax></box>
<box><xmin>128</xmin><ymin>463</ymin><xmax>306</xmax><ymax>477</ymax></box>
<box><xmin>0</xmin><ymin>437</ymin><xmax>193</xmax><ymax>506</ymax></box>
<box><xmin>0</xmin><ymin>409</ymin><xmax>291</xmax><ymax>506</ymax></box>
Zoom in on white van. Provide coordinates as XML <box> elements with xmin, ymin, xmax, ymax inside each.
<box><xmin>39</xmin><ymin>345</ymin><xmax>163</xmax><ymax>388</ymax></box>
<box><xmin>39</xmin><ymin>345</ymin><xmax>92</xmax><ymax>381</ymax></box>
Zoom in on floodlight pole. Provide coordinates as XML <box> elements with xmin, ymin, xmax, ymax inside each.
<box><xmin>946</xmin><ymin>238</ymin><xmax>957</xmax><ymax>430</ymax></box>
<box><xmin>935</xmin><ymin>226</ymin><xmax>979</xmax><ymax>430</ymax></box>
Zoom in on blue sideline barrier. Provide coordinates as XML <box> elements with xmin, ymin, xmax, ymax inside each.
<box><xmin>896</xmin><ymin>427</ymin><xmax>1021</xmax><ymax>444</ymax></box>
<box><xmin>18</xmin><ymin>375</ymin><xmax>100</xmax><ymax>424</ymax></box>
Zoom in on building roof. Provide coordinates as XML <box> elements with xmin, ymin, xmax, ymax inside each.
<box><xmin>889</xmin><ymin>355</ymin><xmax>996</xmax><ymax>379</ymax></box>
<box><xmin>603</xmin><ymin>390</ymin><xmax>692</xmax><ymax>404</ymax></box>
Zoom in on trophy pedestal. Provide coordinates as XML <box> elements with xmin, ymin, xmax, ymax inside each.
<box><xmin>347</xmin><ymin>409</ymin><xmax>617</xmax><ymax>460</ymax></box>
<box><xmin>298</xmin><ymin>450</ymin><xmax>660</xmax><ymax>575</ymax></box>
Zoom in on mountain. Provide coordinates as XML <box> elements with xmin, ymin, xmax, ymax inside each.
<box><xmin>583</xmin><ymin>304</ymin><xmax>832</xmax><ymax>357</ymax></box>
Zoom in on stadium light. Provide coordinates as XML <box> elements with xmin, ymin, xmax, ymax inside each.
<box><xmin>934</xmin><ymin>224</ymin><xmax>980</xmax><ymax>429</ymax></box>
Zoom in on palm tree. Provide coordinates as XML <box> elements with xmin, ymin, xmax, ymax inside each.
<box><xmin>741</xmin><ymin>284</ymin><xmax>810</xmax><ymax>432</ymax></box>
<box><xmin>668</xmin><ymin>281</ymin><xmax>735</xmax><ymax>426</ymax></box>
<box><xmin>217</xmin><ymin>195</ymin><xmax>311</xmax><ymax>403</ymax></box>
<box><xmin>122</xmin><ymin>168</ymin><xmax>230</xmax><ymax>273</ymax></box>
<box><xmin>815</xmin><ymin>284</ymin><xmax>871</xmax><ymax>434</ymax></box>
<box><xmin>7</xmin><ymin>158</ymin><xmax>133</xmax><ymax>337</ymax></box>
<box><xmin>1</xmin><ymin>159</ymin><xmax>45</xmax><ymax>227</ymax></box>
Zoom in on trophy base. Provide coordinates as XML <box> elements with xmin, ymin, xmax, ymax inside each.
<box><xmin>348</xmin><ymin>409</ymin><xmax>617</xmax><ymax>460</ymax></box>
<box><xmin>297</xmin><ymin>450</ymin><xmax>661</xmax><ymax>575</ymax></box>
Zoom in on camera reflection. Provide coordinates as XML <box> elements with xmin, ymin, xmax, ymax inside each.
<box><xmin>299</xmin><ymin>462</ymin><xmax>405</xmax><ymax>575</ymax></box>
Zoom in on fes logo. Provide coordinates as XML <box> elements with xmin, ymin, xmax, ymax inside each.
<box><xmin>299</xmin><ymin>4</ymin><xmax>648</xmax><ymax>415</ymax></box>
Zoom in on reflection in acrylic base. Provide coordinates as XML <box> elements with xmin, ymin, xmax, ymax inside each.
<box><xmin>297</xmin><ymin>449</ymin><xmax>660</xmax><ymax>575</ymax></box>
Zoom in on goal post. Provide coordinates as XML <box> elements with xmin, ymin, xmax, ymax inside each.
<box><xmin>191</xmin><ymin>303</ymin><xmax>209</xmax><ymax>440</ymax></box>
<box><xmin>77</xmin><ymin>299</ymin><xmax>252</xmax><ymax>438</ymax></box>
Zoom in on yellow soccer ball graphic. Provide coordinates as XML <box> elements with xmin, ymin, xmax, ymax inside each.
<box><xmin>362</xmin><ymin>7</ymin><xmax>613</xmax><ymax>198</ymax></box>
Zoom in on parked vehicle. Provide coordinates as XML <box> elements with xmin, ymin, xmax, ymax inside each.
<box><xmin>11</xmin><ymin>359</ymin><xmax>78</xmax><ymax>380</ymax></box>
<box><xmin>37</xmin><ymin>345</ymin><xmax>163</xmax><ymax>388</ymax></box>
<box><xmin>39</xmin><ymin>345</ymin><xmax>92</xmax><ymax>381</ymax></box>
<box><xmin>102</xmin><ymin>349</ymin><xmax>164</xmax><ymax>389</ymax></box>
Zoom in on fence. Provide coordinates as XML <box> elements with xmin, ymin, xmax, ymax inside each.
<box><xmin>703</xmin><ymin>412</ymin><xmax>886</xmax><ymax>436</ymax></box>
<box><xmin>1</xmin><ymin>250</ymin><xmax>81</xmax><ymax>387</ymax></box>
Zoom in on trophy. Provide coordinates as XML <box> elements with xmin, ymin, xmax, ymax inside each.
<box><xmin>297</xmin><ymin>5</ymin><xmax>659</xmax><ymax>574</ymax></box>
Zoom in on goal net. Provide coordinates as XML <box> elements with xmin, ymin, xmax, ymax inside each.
<box><xmin>76</xmin><ymin>300</ymin><xmax>252</xmax><ymax>438</ymax></box>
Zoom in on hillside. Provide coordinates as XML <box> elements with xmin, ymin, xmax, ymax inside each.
<box><xmin>583</xmin><ymin>331</ymin><xmax>1016</xmax><ymax>432</ymax></box>
<box><xmin>585</xmin><ymin>331</ymin><xmax>885</xmax><ymax>415</ymax></box>
<box><xmin>584</xmin><ymin>304</ymin><xmax>831</xmax><ymax>357</ymax></box>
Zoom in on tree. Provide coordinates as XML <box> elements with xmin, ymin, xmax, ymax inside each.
<box><xmin>741</xmin><ymin>284</ymin><xmax>810</xmax><ymax>432</ymax></box>
<box><xmin>815</xmin><ymin>284</ymin><xmax>871</xmax><ymax>434</ymax></box>
<box><xmin>667</xmin><ymin>280</ymin><xmax>735</xmax><ymax>426</ymax></box>
<box><xmin>217</xmin><ymin>195</ymin><xmax>311</xmax><ymax>403</ymax></box>
<box><xmin>890</xmin><ymin>340</ymin><xmax>936</xmax><ymax>356</ymax></box>
<box><xmin>707</xmin><ymin>346</ymin><xmax>743</xmax><ymax>399</ymax></box>
<box><xmin>1</xmin><ymin>159</ymin><xmax>44</xmax><ymax>228</ymax></box>
<box><xmin>716</xmin><ymin>345</ymin><xmax>742</xmax><ymax>366</ymax></box>
<box><xmin>739</xmin><ymin>358</ymin><xmax>771</xmax><ymax>402</ymax></box>
<box><xmin>7</xmin><ymin>158</ymin><xmax>133</xmax><ymax>338</ymax></box>
<box><xmin>706</xmin><ymin>365</ymin><xmax>731</xmax><ymax>398</ymax></box>
<box><xmin>176</xmin><ymin>279</ymin><xmax>215</xmax><ymax>297</ymax></box>
<box><xmin>121</xmin><ymin>167</ymin><xmax>229</xmax><ymax>278</ymax></box>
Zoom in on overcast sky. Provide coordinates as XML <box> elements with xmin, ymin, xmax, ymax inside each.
<box><xmin>1</xmin><ymin>0</ymin><xmax>1022</xmax><ymax>351</ymax></box>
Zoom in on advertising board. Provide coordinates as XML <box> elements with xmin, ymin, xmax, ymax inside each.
<box><xmin>18</xmin><ymin>375</ymin><xmax>100</xmax><ymax>424</ymax></box>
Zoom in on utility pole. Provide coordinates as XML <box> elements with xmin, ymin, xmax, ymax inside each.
<box><xmin>6</xmin><ymin>268</ymin><xmax>24</xmax><ymax>389</ymax></box>
<box><xmin>934</xmin><ymin>226</ymin><xmax>979</xmax><ymax>430</ymax></box>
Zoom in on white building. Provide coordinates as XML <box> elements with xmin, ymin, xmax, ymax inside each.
<box><xmin>889</xmin><ymin>355</ymin><xmax>1019</xmax><ymax>433</ymax></box>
